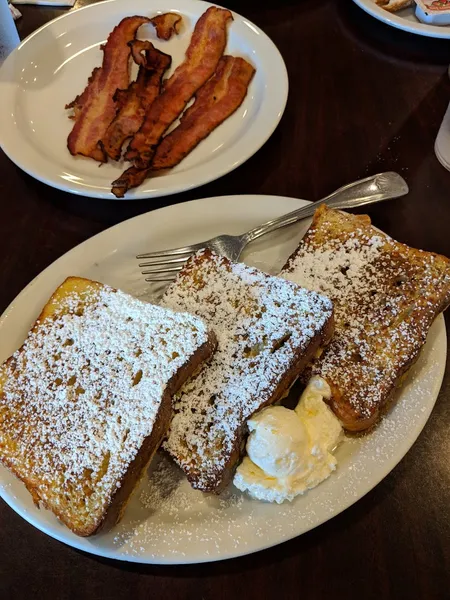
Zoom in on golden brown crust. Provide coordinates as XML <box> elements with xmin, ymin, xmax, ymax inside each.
<box><xmin>91</xmin><ymin>330</ymin><xmax>217</xmax><ymax>536</ymax></box>
<box><xmin>162</xmin><ymin>249</ymin><xmax>335</xmax><ymax>493</ymax></box>
<box><xmin>281</xmin><ymin>206</ymin><xmax>450</xmax><ymax>433</ymax></box>
<box><xmin>0</xmin><ymin>277</ymin><xmax>217</xmax><ymax>536</ymax></box>
<box><xmin>209</xmin><ymin>315</ymin><xmax>335</xmax><ymax>493</ymax></box>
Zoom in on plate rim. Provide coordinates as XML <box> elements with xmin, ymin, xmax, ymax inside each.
<box><xmin>0</xmin><ymin>0</ymin><xmax>288</xmax><ymax>201</ymax></box>
<box><xmin>352</xmin><ymin>0</ymin><xmax>450</xmax><ymax>39</ymax></box>
<box><xmin>0</xmin><ymin>194</ymin><xmax>446</xmax><ymax>564</ymax></box>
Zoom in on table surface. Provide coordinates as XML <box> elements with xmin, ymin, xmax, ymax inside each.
<box><xmin>1</xmin><ymin>1</ymin><xmax>450</xmax><ymax>598</ymax></box>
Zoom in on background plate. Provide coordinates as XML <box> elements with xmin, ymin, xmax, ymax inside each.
<box><xmin>0</xmin><ymin>0</ymin><xmax>288</xmax><ymax>199</ymax></box>
<box><xmin>0</xmin><ymin>195</ymin><xmax>446</xmax><ymax>563</ymax></box>
<box><xmin>353</xmin><ymin>0</ymin><xmax>450</xmax><ymax>39</ymax></box>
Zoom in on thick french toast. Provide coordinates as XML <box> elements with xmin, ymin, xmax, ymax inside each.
<box><xmin>0</xmin><ymin>277</ymin><xmax>216</xmax><ymax>536</ymax></box>
<box><xmin>281</xmin><ymin>205</ymin><xmax>450</xmax><ymax>432</ymax></box>
<box><xmin>161</xmin><ymin>250</ymin><xmax>334</xmax><ymax>493</ymax></box>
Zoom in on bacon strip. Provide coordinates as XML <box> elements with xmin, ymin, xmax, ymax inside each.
<box><xmin>66</xmin><ymin>16</ymin><xmax>150</xmax><ymax>162</ymax></box>
<box><xmin>65</xmin><ymin>67</ymin><xmax>101</xmax><ymax>122</ymax></box>
<box><xmin>150</xmin><ymin>13</ymin><xmax>183</xmax><ymax>40</ymax></box>
<box><xmin>111</xmin><ymin>56</ymin><xmax>255</xmax><ymax>198</ymax></box>
<box><xmin>153</xmin><ymin>56</ymin><xmax>255</xmax><ymax>170</ymax></box>
<box><xmin>101</xmin><ymin>42</ymin><xmax>171</xmax><ymax>161</ymax></box>
<box><xmin>111</xmin><ymin>165</ymin><xmax>152</xmax><ymax>197</ymax></box>
<box><xmin>128</xmin><ymin>39</ymin><xmax>153</xmax><ymax>67</ymax></box>
<box><xmin>124</xmin><ymin>7</ymin><xmax>233</xmax><ymax>169</ymax></box>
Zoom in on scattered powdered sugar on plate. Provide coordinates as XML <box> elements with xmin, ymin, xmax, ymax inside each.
<box><xmin>0</xmin><ymin>281</ymin><xmax>444</xmax><ymax>563</ymax></box>
<box><xmin>104</xmin><ymin>319</ymin><xmax>444</xmax><ymax>563</ymax></box>
<box><xmin>112</xmin><ymin>452</ymin><xmax>248</xmax><ymax>558</ymax></box>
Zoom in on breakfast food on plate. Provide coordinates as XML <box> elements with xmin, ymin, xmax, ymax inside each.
<box><xmin>1</xmin><ymin>209</ymin><xmax>450</xmax><ymax>526</ymax></box>
<box><xmin>66</xmin><ymin>16</ymin><xmax>151</xmax><ymax>162</ymax></box>
<box><xmin>124</xmin><ymin>6</ymin><xmax>232</xmax><ymax>169</ymax></box>
<box><xmin>114</xmin><ymin>6</ymin><xmax>234</xmax><ymax>196</ymax></box>
<box><xmin>234</xmin><ymin>377</ymin><xmax>343</xmax><ymax>503</ymax></box>
<box><xmin>149</xmin><ymin>12</ymin><xmax>183</xmax><ymax>40</ymax></box>
<box><xmin>161</xmin><ymin>249</ymin><xmax>334</xmax><ymax>493</ymax></box>
<box><xmin>281</xmin><ymin>205</ymin><xmax>450</xmax><ymax>432</ymax></box>
<box><xmin>66</xmin><ymin>6</ymin><xmax>255</xmax><ymax>197</ymax></box>
<box><xmin>0</xmin><ymin>276</ymin><xmax>216</xmax><ymax>536</ymax></box>
<box><xmin>113</xmin><ymin>55</ymin><xmax>255</xmax><ymax>196</ymax></box>
<box><xmin>375</xmin><ymin>0</ymin><xmax>414</xmax><ymax>12</ymax></box>
<box><xmin>101</xmin><ymin>42</ymin><xmax>171</xmax><ymax>161</ymax></box>
<box><xmin>152</xmin><ymin>56</ymin><xmax>255</xmax><ymax>170</ymax></box>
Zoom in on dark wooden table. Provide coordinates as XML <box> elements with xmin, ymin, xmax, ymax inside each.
<box><xmin>1</xmin><ymin>1</ymin><xmax>449</xmax><ymax>598</ymax></box>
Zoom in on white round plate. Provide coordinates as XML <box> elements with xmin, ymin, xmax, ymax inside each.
<box><xmin>0</xmin><ymin>195</ymin><xmax>446</xmax><ymax>564</ymax></box>
<box><xmin>353</xmin><ymin>0</ymin><xmax>450</xmax><ymax>38</ymax></box>
<box><xmin>0</xmin><ymin>0</ymin><xmax>287</xmax><ymax>200</ymax></box>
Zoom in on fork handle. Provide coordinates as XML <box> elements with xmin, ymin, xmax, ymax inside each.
<box><xmin>241</xmin><ymin>172</ymin><xmax>408</xmax><ymax>244</ymax></box>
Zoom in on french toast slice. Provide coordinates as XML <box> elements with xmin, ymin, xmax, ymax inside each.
<box><xmin>161</xmin><ymin>250</ymin><xmax>334</xmax><ymax>493</ymax></box>
<box><xmin>281</xmin><ymin>205</ymin><xmax>450</xmax><ymax>432</ymax></box>
<box><xmin>0</xmin><ymin>277</ymin><xmax>216</xmax><ymax>536</ymax></box>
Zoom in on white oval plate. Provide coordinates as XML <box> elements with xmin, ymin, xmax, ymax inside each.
<box><xmin>0</xmin><ymin>0</ymin><xmax>288</xmax><ymax>200</ymax></box>
<box><xmin>353</xmin><ymin>0</ymin><xmax>450</xmax><ymax>39</ymax></box>
<box><xmin>0</xmin><ymin>195</ymin><xmax>446</xmax><ymax>564</ymax></box>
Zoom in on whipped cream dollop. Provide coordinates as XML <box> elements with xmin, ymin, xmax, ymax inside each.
<box><xmin>233</xmin><ymin>376</ymin><xmax>343</xmax><ymax>503</ymax></box>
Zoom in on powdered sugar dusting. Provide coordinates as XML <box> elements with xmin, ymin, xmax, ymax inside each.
<box><xmin>109</xmin><ymin>325</ymin><xmax>443</xmax><ymax>562</ymax></box>
<box><xmin>0</xmin><ymin>281</ymin><xmax>209</xmax><ymax>529</ymax></box>
<box><xmin>0</xmin><ymin>202</ymin><xmax>446</xmax><ymax>563</ymax></box>
<box><xmin>112</xmin><ymin>451</ymin><xmax>248</xmax><ymax>558</ymax></box>
<box><xmin>281</xmin><ymin>208</ymin><xmax>450</xmax><ymax>424</ymax></box>
<box><xmin>161</xmin><ymin>250</ymin><xmax>333</xmax><ymax>492</ymax></box>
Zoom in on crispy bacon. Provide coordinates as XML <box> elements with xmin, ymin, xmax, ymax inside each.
<box><xmin>111</xmin><ymin>165</ymin><xmax>152</xmax><ymax>198</ymax></box>
<box><xmin>124</xmin><ymin>6</ymin><xmax>233</xmax><ymax>169</ymax></box>
<box><xmin>152</xmin><ymin>56</ymin><xmax>255</xmax><ymax>170</ymax></box>
<box><xmin>66</xmin><ymin>16</ymin><xmax>150</xmax><ymax>162</ymax></box>
<box><xmin>111</xmin><ymin>56</ymin><xmax>255</xmax><ymax>198</ymax></box>
<box><xmin>65</xmin><ymin>67</ymin><xmax>101</xmax><ymax>122</ymax></box>
<box><xmin>101</xmin><ymin>42</ymin><xmax>171</xmax><ymax>161</ymax></box>
<box><xmin>128</xmin><ymin>39</ymin><xmax>154</xmax><ymax>67</ymax></box>
<box><xmin>150</xmin><ymin>13</ymin><xmax>183</xmax><ymax>40</ymax></box>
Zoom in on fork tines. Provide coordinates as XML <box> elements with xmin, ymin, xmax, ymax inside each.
<box><xmin>137</xmin><ymin>243</ymin><xmax>204</xmax><ymax>282</ymax></box>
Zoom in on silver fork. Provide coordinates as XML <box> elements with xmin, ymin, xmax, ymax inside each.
<box><xmin>137</xmin><ymin>172</ymin><xmax>408</xmax><ymax>282</ymax></box>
